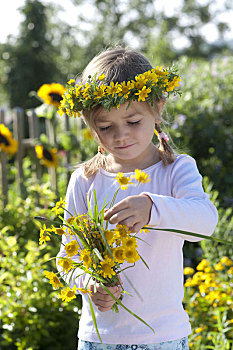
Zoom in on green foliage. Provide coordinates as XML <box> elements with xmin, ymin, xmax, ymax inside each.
<box><xmin>201</xmin><ymin>177</ymin><xmax>233</xmax><ymax>264</ymax></box>
<box><xmin>3</xmin><ymin>0</ymin><xmax>60</xmax><ymax>109</ymax></box>
<box><xmin>166</xmin><ymin>54</ymin><xmax>233</xmax><ymax>204</ymax></box>
<box><xmin>0</xmin><ymin>227</ymin><xmax>81</xmax><ymax>350</ymax></box>
<box><xmin>184</xmin><ymin>258</ymin><xmax>233</xmax><ymax>349</ymax></box>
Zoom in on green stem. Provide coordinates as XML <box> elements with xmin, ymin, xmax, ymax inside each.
<box><xmin>146</xmin><ymin>227</ymin><xmax>233</xmax><ymax>246</ymax></box>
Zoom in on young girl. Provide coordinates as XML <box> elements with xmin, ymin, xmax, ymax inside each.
<box><xmin>57</xmin><ymin>47</ymin><xmax>218</xmax><ymax>350</ymax></box>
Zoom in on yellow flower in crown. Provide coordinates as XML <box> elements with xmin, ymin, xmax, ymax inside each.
<box><xmin>118</xmin><ymin>81</ymin><xmax>134</xmax><ymax>99</ymax></box>
<box><xmin>94</xmin><ymin>85</ymin><xmax>106</xmax><ymax>99</ymax></box>
<box><xmin>135</xmin><ymin>86</ymin><xmax>151</xmax><ymax>102</ymax></box>
<box><xmin>133</xmin><ymin>74</ymin><xmax>148</xmax><ymax>90</ymax></box>
<box><xmin>82</xmin><ymin>83</ymin><xmax>91</xmax><ymax>100</ymax></box>
<box><xmin>166</xmin><ymin>76</ymin><xmax>181</xmax><ymax>92</ymax></box>
<box><xmin>115</xmin><ymin>172</ymin><xmax>132</xmax><ymax>190</ymax></box>
<box><xmin>59</xmin><ymin>66</ymin><xmax>181</xmax><ymax>117</ymax></box>
<box><xmin>75</xmin><ymin>84</ymin><xmax>84</xmax><ymax>97</ymax></box>
<box><xmin>106</xmin><ymin>81</ymin><xmax>122</xmax><ymax>97</ymax></box>
<box><xmin>153</xmin><ymin>66</ymin><xmax>169</xmax><ymax>77</ymax></box>
<box><xmin>98</xmin><ymin>74</ymin><xmax>105</xmax><ymax>81</ymax></box>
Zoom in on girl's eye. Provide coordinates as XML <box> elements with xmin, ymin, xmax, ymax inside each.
<box><xmin>99</xmin><ymin>125</ymin><xmax>111</xmax><ymax>131</ymax></box>
<box><xmin>128</xmin><ymin>120</ymin><xmax>140</xmax><ymax>126</ymax></box>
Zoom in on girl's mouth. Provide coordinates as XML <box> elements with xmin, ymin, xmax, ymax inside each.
<box><xmin>116</xmin><ymin>144</ymin><xmax>134</xmax><ymax>149</ymax></box>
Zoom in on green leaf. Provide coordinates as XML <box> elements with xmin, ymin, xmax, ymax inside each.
<box><xmin>139</xmin><ymin>254</ymin><xmax>150</xmax><ymax>270</ymax></box>
<box><xmin>88</xmin><ymin>295</ymin><xmax>102</xmax><ymax>343</ymax></box>
<box><xmin>93</xmin><ymin>248</ymin><xmax>104</xmax><ymax>262</ymax></box>
<box><xmin>147</xmin><ymin>227</ymin><xmax>233</xmax><ymax>246</ymax></box>
<box><xmin>97</xmin><ymin>224</ymin><xmax>114</xmax><ymax>260</ymax></box>
<box><xmin>86</xmin><ymin>193</ymin><xmax>93</xmax><ymax>219</ymax></box>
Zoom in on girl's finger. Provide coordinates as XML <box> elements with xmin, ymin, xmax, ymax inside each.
<box><xmin>104</xmin><ymin>200</ymin><xmax>129</xmax><ymax>220</ymax></box>
<box><xmin>108</xmin><ymin>209</ymin><xmax>133</xmax><ymax>224</ymax></box>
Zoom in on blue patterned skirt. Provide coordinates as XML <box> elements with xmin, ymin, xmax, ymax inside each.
<box><xmin>78</xmin><ymin>337</ymin><xmax>189</xmax><ymax>350</ymax></box>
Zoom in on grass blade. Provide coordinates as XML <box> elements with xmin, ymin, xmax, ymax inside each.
<box><xmin>147</xmin><ymin>227</ymin><xmax>233</xmax><ymax>246</ymax></box>
<box><xmin>88</xmin><ymin>295</ymin><xmax>102</xmax><ymax>343</ymax></box>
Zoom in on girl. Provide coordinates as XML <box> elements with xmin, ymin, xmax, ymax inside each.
<box><xmin>57</xmin><ymin>47</ymin><xmax>218</xmax><ymax>350</ymax></box>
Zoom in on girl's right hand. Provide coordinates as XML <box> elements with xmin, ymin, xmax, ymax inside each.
<box><xmin>88</xmin><ymin>280</ymin><xmax>122</xmax><ymax>312</ymax></box>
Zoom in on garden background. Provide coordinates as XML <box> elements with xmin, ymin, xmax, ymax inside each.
<box><xmin>0</xmin><ymin>0</ymin><xmax>233</xmax><ymax>349</ymax></box>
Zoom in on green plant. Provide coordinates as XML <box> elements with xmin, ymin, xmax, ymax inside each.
<box><xmin>0</xmin><ymin>227</ymin><xmax>81</xmax><ymax>350</ymax></box>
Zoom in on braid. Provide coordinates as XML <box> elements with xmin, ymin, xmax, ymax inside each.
<box><xmin>155</xmin><ymin>123</ymin><xmax>175</xmax><ymax>165</ymax></box>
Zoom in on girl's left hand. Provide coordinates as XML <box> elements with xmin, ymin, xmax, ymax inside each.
<box><xmin>104</xmin><ymin>195</ymin><xmax>153</xmax><ymax>233</ymax></box>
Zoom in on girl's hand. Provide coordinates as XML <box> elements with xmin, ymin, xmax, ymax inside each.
<box><xmin>104</xmin><ymin>194</ymin><xmax>153</xmax><ymax>233</ymax></box>
<box><xmin>88</xmin><ymin>280</ymin><xmax>122</xmax><ymax>312</ymax></box>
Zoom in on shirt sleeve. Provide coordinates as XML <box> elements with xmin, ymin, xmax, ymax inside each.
<box><xmin>141</xmin><ymin>155</ymin><xmax>218</xmax><ymax>242</ymax></box>
<box><xmin>56</xmin><ymin>168</ymin><xmax>91</xmax><ymax>290</ymax></box>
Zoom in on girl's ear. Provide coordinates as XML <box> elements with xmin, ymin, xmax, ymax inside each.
<box><xmin>157</xmin><ymin>98</ymin><xmax>166</xmax><ymax>115</ymax></box>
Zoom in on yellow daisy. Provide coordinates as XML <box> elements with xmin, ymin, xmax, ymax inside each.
<box><xmin>39</xmin><ymin>224</ymin><xmax>51</xmax><ymax>245</ymax></box>
<box><xmin>112</xmin><ymin>247</ymin><xmax>125</xmax><ymax>264</ymax></box>
<box><xmin>44</xmin><ymin>270</ymin><xmax>63</xmax><ymax>289</ymax></box>
<box><xmin>58</xmin><ymin>285</ymin><xmax>77</xmax><ymax>302</ymax></box>
<box><xmin>115</xmin><ymin>172</ymin><xmax>132</xmax><ymax>190</ymax></box>
<box><xmin>79</xmin><ymin>249</ymin><xmax>92</xmax><ymax>268</ymax></box>
<box><xmin>131</xmin><ymin>169</ymin><xmax>150</xmax><ymax>183</ymax></box>
<box><xmin>124</xmin><ymin>248</ymin><xmax>140</xmax><ymax>264</ymax></box>
<box><xmin>51</xmin><ymin>197</ymin><xmax>66</xmax><ymax>215</ymax></box>
<box><xmin>65</xmin><ymin>240</ymin><xmax>80</xmax><ymax>257</ymax></box>
<box><xmin>99</xmin><ymin>257</ymin><xmax>116</xmax><ymax>278</ymax></box>
<box><xmin>57</xmin><ymin>258</ymin><xmax>74</xmax><ymax>273</ymax></box>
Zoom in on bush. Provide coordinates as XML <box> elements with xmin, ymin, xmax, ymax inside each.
<box><xmin>166</xmin><ymin>55</ymin><xmax>233</xmax><ymax>205</ymax></box>
<box><xmin>184</xmin><ymin>257</ymin><xmax>233</xmax><ymax>349</ymax></box>
<box><xmin>0</xmin><ymin>227</ymin><xmax>81</xmax><ymax>350</ymax></box>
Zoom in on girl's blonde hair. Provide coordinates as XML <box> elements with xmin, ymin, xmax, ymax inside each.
<box><xmin>78</xmin><ymin>47</ymin><xmax>175</xmax><ymax>177</ymax></box>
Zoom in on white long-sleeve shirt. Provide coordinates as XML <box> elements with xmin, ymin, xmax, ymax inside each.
<box><xmin>57</xmin><ymin>154</ymin><xmax>218</xmax><ymax>344</ymax></box>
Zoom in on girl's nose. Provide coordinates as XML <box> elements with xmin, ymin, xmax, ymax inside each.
<box><xmin>114</xmin><ymin>125</ymin><xmax>129</xmax><ymax>141</ymax></box>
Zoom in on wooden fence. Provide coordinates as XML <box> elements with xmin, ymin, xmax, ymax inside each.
<box><xmin>0</xmin><ymin>107</ymin><xmax>76</xmax><ymax>206</ymax></box>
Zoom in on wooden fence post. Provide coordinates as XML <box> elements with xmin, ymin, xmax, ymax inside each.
<box><xmin>64</xmin><ymin>113</ymin><xmax>71</xmax><ymax>184</ymax></box>
<box><xmin>45</xmin><ymin>115</ymin><xmax>58</xmax><ymax>196</ymax></box>
<box><xmin>13</xmin><ymin>107</ymin><xmax>27</xmax><ymax>199</ymax></box>
<box><xmin>0</xmin><ymin>108</ymin><xmax>8</xmax><ymax>206</ymax></box>
<box><xmin>28</xmin><ymin>109</ymin><xmax>42</xmax><ymax>181</ymax></box>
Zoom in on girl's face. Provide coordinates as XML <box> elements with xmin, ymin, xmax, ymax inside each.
<box><xmin>94</xmin><ymin>102</ymin><xmax>161</xmax><ymax>171</ymax></box>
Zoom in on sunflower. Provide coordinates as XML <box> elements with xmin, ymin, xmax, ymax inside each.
<box><xmin>37</xmin><ymin>83</ymin><xmax>66</xmax><ymax>108</ymax></box>
<box><xmin>35</xmin><ymin>145</ymin><xmax>58</xmax><ymax>167</ymax></box>
<box><xmin>0</xmin><ymin>124</ymin><xmax>18</xmax><ymax>155</ymax></box>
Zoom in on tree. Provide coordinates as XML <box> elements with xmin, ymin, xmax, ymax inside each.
<box><xmin>4</xmin><ymin>0</ymin><xmax>60</xmax><ymax>109</ymax></box>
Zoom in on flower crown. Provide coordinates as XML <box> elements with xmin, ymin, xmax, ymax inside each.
<box><xmin>58</xmin><ymin>66</ymin><xmax>181</xmax><ymax>118</ymax></box>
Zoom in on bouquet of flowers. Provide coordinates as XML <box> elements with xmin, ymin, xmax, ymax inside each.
<box><xmin>36</xmin><ymin>169</ymin><xmax>154</xmax><ymax>342</ymax></box>
<box><xmin>36</xmin><ymin>169</ymin><xmax>233</xmax><ymax>342</ymax></box>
